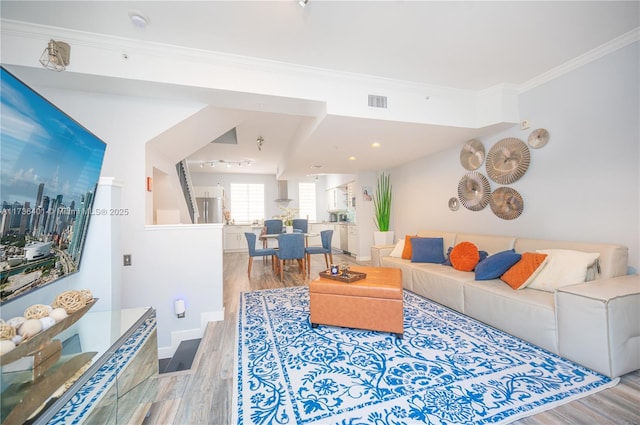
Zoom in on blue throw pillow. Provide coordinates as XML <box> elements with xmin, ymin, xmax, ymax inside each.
<box><xmin>478</xmin><ymin>250</ymin><xmax>489</xmax><ymax>263</ymax></box>
<box><xmin>442</xmin><ymin>246</ymin><xmax>454</xmax><ymax>266</ymax></box>
<box><xmin>411</xmin><ymin>237</ymin><xmax>445</xmax><ymax>264</ymax></box>
<box><xmin>475</xmin><ymin>249</ymin><xmax>521</xmax><ymax>280</ymax></box>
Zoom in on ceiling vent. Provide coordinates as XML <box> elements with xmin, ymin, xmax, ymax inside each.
<box><xmin>275</xmin><ymin>180</ymin><xmax>292</xmax><ymax>202</ymax></box>
<box><xmin>210</xmin><ymin>128</ymin><xmax>238</xmax><ymax>144</ymax></box>
<box><xmin>368</xmin><ymin>94</ymin><xmax>388</xmax><ymax>109</ymax></box>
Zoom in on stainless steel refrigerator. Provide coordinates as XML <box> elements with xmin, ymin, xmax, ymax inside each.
<box><xmin>195</xmin><ymin>186</ymin><xmax>224</xmax><ymax>224</ymax></box>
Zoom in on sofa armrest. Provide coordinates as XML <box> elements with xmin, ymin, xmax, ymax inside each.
<box><xmin>555</xmin><ymin>274</ymin><xmax>640</xmax><ymax>378</ymax></box>
<box><xmin>371</xmin><ymin>244</ymin><xmax>396</xmax><ymax>267</ymax></box>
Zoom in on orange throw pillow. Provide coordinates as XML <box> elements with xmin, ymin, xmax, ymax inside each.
<box><xmin>501</xmin><ymin>252</ymin><xmax>549</xmax><ymax>290</ymax></box>
<box><xmin>401</xmin><ymin>235</ymin><xmax>417</xmax><ymax>259</ymax></box>
<box><xmin>450</xmin><ymin>242</ymin><xmax>480</xmax><ymax>271</ymax></box>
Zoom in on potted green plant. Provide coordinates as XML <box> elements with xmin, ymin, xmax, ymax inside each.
<box><xmin>373</xmin><ymin>172</ymin><xmax>394</xmax><ymax>245</ymax></box>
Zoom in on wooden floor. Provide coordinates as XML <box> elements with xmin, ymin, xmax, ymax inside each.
<box><xmin>143</xmin><ymin>251</ymin><xmax>640</xmax><ymax>425</ymax></box>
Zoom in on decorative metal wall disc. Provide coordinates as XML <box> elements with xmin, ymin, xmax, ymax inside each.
<box><xmin>460</xmin><ymin>139</ymin><xmax>485</xmax><ymax>170</ymax></box>
<box><xmin>490</xmin><ymin>187</ymin><xmax>524</xmax><ymax>220</ymax></box>
<box><xmin>448</xmin><ymin>197</ymin><xmax>460</xmax><ymax>211</ymax></box>
<box><xmin>458</xmin><ymin>172</ymin><xmax>491</xmax><ymax>211</ymax></box>
<box><xmin>486</xmin><ymin>138</ymin><xmax>530</xmax><ymax>184</ymax></box>
<box><xmin>528</xmin><ymin>128</ymin><xmax>549</xmax><ymax>149</ymax></box>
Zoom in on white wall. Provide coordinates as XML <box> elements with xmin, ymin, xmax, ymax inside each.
<box><xmin>19</xmin><ymin>87</ymin><xmax>225</xmax><ymax>351</ymax></box>
<box><xmin>388</xmin><ymin>43</ymin><xmax>639</xmax><ymax>273</ymax></box>
<box><xmin>190</xmin><ymin>172</ymin><xmax>339</xmax><ymax>223</ymax></box>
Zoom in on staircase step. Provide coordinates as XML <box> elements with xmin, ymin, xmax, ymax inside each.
<box><xmin>160</xmin><ymin>338</ymin><xmax>201</xmax><ymax>374</ymax></box>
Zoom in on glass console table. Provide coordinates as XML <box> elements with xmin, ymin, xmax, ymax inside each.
<box><xmin>1</xmin><ymin>306</ymin><xmax>158</xmax><ymax>424</ymax></box>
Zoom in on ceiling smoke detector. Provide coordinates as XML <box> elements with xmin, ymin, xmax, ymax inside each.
<box><xmin>128</xmin><ymin>11</ymin><xmax>149</xmax><ymax>28</ymax></box>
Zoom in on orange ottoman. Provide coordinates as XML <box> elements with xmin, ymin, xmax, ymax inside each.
<box><xmin>309</xmin><ymin>266</ymin><xmax>404</xmax><ymax>338</ymax></box>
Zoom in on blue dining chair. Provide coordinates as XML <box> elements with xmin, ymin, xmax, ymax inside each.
<box><xmin>292</xmin><ymin>219</ymin><xmax>308</xmax><ymax>233</ymax></box>
<box><xmin>245</xmin><ymin>232</ymin><xmax>277</xmax><ymax>277</ymax></box>
<box><xmin>262</xmin><ymin>219</ymin><xmax>284</xmax><ymax>248</ymax></box>
<box><xmin>275</xmin><ymin>233</ymin><xmax>306</xmax><ymax>281</ymax></box>
<box><xmin>305</xmin><ymin>230</ymin><xmax>333</xmax><ymax>276</ymax></box>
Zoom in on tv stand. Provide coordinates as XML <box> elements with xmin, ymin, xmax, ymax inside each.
<box><xmin>1</xmin><ymin>307</ymin><xmax>158</xmax><ymax>424</ymax></box>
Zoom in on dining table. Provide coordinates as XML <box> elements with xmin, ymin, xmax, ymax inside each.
<box><xmin>262</xmin><ymin>232</ymin><xmax>319</xmax><ymax>247</ymax></box>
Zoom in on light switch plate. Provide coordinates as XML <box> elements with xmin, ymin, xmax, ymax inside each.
<box><xmin>123</xmin><ymin>254</ymin><xmax>132</xmax><ymax>266</ymax></box>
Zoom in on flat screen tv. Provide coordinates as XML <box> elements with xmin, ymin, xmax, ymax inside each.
<box><xmin>0</xmin><ymin>66</ymin><xmax>106</xmax><ymax>304</ymax></box>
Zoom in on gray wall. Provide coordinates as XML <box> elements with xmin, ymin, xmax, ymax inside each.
<box><xmin>388</xmin><ymin>42</ymin><xmax>639</xmax><ymax>273</ymax></box>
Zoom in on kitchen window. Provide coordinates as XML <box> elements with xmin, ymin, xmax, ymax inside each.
<box><xmin>230</xmin><ymin>183</ymin><xmax>265</xmax><ymax>222</ymax></box>
<box><xmin>298</xmin><ymin>182</ymin><xmax>317</xmax><ymax>221</ymax></box>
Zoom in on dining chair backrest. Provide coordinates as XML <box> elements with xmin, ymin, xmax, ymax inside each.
<box><xmin>292</xmin><ymin>218</ymin><xmax>308</xmax><ymax>233</ymax></box>
<box><xmin>264</xmin><ymin>219</ymin><xmax>283</xmax><ymax>234</ymax></box>
<box><xmin>277</xmin><ymin>233</ymin><xmax>305</xmax><ymax>260</ymax></box>
<box><xmin>320</xmin><ymin>230</ymin><xmax>333</xmax><ymax>250</ymax></box>
<box><xmin>244</xmin><ymin>232</ymin><xmax>258</xmax><ymax>256</ymax></box>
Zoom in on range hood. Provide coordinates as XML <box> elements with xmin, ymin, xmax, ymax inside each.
<box><xmin>275</xmin><ymin>180</ymin><xmax>292</xmax><ymax>202</ymax></box>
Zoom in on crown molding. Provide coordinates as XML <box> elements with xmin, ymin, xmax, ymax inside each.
<box><xmin>0</xmin><ymin>19</ymin><xmax>473</xmax><ymax>98</ymax></box>
<box><xmin>518</xmin><ymin>27</ymin><xmax>639</xmax><ymax>93</ymax></box>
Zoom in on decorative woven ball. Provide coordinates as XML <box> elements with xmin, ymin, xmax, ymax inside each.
<box><xmin>53</xmin><ymin>290</ymin><xmax>85</xmax><ymax>314</ymax></box>
<box><xmin>18</xmin><ymin>319</ymin><xmax>42</xmax><ymax>338</ymax></box>
<box><xmin>79</xmin><ymin>289</ymin><xmax>93</xmax><ymax>303</ymax></box>
<box><xmin>50</xmin><ymin>308</ymin><xmax>68</xmax><ymax>322</ymax></box>
<box><xmin>24</xmin><ymin>304</ymin><xmax>50</xmax><ymax>320</ymax></box>
<box><xmin>0</xmin><ymin>320</ymin><xmax>16</xmax><ymax>341</ymax></box>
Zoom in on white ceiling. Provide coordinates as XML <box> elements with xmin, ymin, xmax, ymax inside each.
<box><xmin>2</xmin><ymin>1</ymin><xmax>638</xmax><ymax>178</ymax></box>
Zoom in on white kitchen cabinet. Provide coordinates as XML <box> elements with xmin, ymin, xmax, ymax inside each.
<box><xmin>309</xmin><ymin>223</ymin><xmax>340</xmax><ymax>246</ymax></box>
<box><xmin>347</xmin><ymin>224</ymin><xmax>358</xmax><ymax>256</ymax></box>
<box><xmin>224</xmin><ymin>225</ymin><xmax>256</xmax><ymax>252</ymax></box>
<box><xmin>330</xmin><ymin>224</ymin><xmax>342</xmax><ymax>250</ymax></box>
<box><xmin>326</xmin><ymin>187</ymin><xmax>348</xmax><ymax>211</ymax></box>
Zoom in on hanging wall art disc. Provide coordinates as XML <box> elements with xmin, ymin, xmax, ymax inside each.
<box><xmin>528</xmin><ymin>128</ymin><xmax>550</xmax><ymax>149</ymax></box>
<box><xmin>460</xmin><ymin>139</ymin><xmax>485</xmax><ymax>170</ymax></box>
<box><xmin>448</xmin><ymin>197</ymin><xmax>460</xmax><ymax>211</ymax></box>
<box><xmin>490</xmin><ymin>187</ymin><xmax>524</xmax><ymax>220</ymax></box>
<box><xmin>458</xmin><ymin>171</ymin><xmax>491</xmax><ymax>211</ymax></box>
<box><xmin>486</xmin><ymin>137</ymin><xmax>530</xmax><ymax>184</ymax></box>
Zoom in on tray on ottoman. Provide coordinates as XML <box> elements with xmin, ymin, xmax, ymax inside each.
<box><xmin>318</xmin><ymin>270</ymin><xmax>367</xmax><ymax>283</ymax></box>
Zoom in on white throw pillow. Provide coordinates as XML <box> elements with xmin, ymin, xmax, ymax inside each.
<box><xmin>389</xmin><ymin>240</ymin><xmax>405</xmax><ymax>258</ymax></box>
<box><xmin>528</xmin><ymin>249</ymin><xmax>600</xmax><ymax>292</ymax></box>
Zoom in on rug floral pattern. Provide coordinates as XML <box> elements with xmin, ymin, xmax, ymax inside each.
<box><xmin>236</xmin><ymin>287</ymin><xmax>616</xmax><ymax>425</ymax></box>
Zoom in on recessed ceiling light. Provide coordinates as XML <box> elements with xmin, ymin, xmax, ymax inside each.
<box><xmin>348</xmin><ymin>156</ymin><xmax>357</xmax><ymax>161</ymax></box>
<box><xmin>128</xmin><ymin>10</ymin><xmax>149</xmax><ymax>28</ymax></box>
<box><xmin>371</xmin><ymin>142</ymin><xmax>381</xmax><ymax>148</ymax></box>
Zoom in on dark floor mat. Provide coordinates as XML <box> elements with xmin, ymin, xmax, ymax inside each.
<box><xmin>159</xmin><ymin>338</ymin><xmax>201</xmax><ymax>373</ymax></box>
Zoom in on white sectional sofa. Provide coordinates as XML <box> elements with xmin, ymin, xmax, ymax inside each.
<box><xmin>371</xmin><ymin>230</ymin><xmax>640</xmax><ymax>378</ymax></box>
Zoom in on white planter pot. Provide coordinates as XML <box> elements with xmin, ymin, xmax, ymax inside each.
<box><xmin>286</xmin><ymin>225</ymin><xmax>293</xmax><ymax>233</ymax></box>
<box><xmin>373</xmin><ymin>231</ymin><xmax>394</xmax><ymax>246</ymax></box>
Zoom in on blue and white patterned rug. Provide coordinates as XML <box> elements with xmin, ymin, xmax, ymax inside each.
<box><xmin>235</xmin><ymin>287</ymin><xmax>618</xmax><ymax>425</ymax></box>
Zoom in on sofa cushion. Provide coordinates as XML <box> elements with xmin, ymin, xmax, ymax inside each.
<box><xmin>442</xmin><ymin>246</ymin><xmax>454</xmax><ymax>266</ymax></box>
<box><xmin>380</xmin><ymin>256</ymin><xmax>415</xmax><ymax>291</ymax></box>
<box><xmin>464</xmin><ymin>280</ymin><xmax>557</xmax><ymax>353</ymax></box>
<box><xmin>411</xmin><ymin>264</ymin><xmax>473</xmax><ymax>312</ymax></box>
<box><xmin>500</xmin><ymin>252</ymin><xmax>549</xmax><ymax>290</ymax></box>
<box><xmin>389</xmin><ymin>239</ymin><xmax>405</xmax><ymax>258</ymax></box>
<box><xmin>401</xmin><ymin>235</ymin><xmax>417</xmax><ymax>259</ymax></box>
<box><xmin>513</xmin><ymin>238</ymin><xmax>627</xmax><ymax>279</ymax></box>
<box><xmin>528</xmin><ymin>249</ymin><xmax>600</xmax><ymax>292</ymax></box>
<box><xmin>475</xmin><ymin>249</ymin><xmax>521</xmax><ymax>280</ymax></box>
<box><xmin>454</xmin><ymin>232</ymin><xmax>516</xmax><ymax>255</ymax></box>
<box><xmin>411</xmin><ymin>237</ymin><xmax>445</xmax><ymax>264</ymax></box>
<box><xmin>450</xmin><ymin>242</ymin><xmax>480</xmax><ymax>272</ymax></box>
